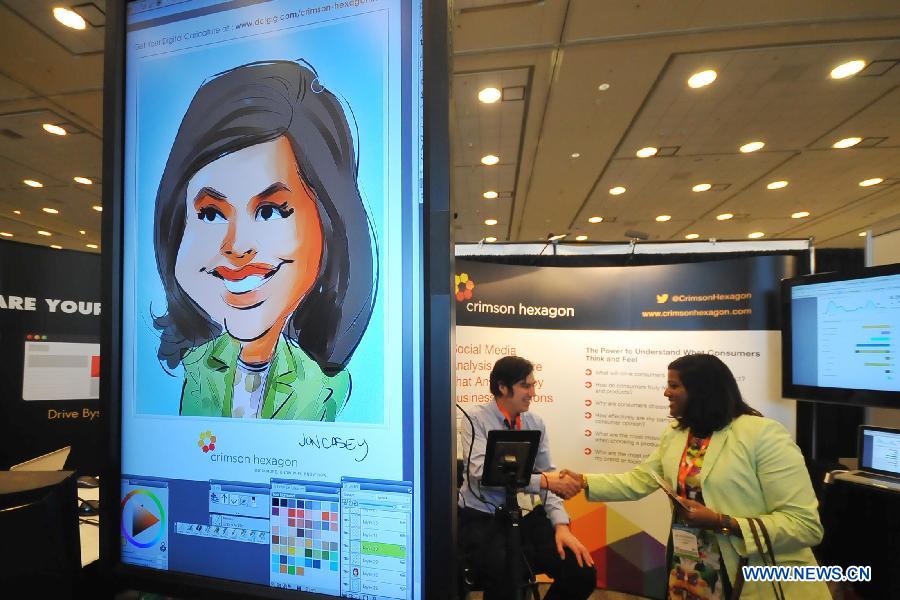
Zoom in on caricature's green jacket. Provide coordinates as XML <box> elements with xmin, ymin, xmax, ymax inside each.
<box><xmin>179</xmin><ymin>334</ymin><xmax>350</xmax><ymax>420</ymax></box>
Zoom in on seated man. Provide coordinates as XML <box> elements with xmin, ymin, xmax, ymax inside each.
<box><xmin>458</xmin><ymin>355</ymin><xmax>596</xmax><ymax>600</ymax></box>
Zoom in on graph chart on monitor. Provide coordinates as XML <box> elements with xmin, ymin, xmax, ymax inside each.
<box><xmin>817</xmin><ymin>287</ymin><xmax>899</xmax><ymax>390</ymax></box>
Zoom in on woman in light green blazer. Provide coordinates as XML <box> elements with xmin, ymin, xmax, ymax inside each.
<box><xmin>562</xmin><ymin>354</ymin><xmax>830</xmax><ymax>600</ymax></box>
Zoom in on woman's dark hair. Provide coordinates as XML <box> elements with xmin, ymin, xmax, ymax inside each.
<box><xmin>490</xmin><ymin>356</ymin><xmax>534</xmax><ymax>397</ymax></box>
<box><xmin>153</xmin><ymin>60</ymin><xmax>376</xmax><ymax>375</ymax></box>
<box><xmin>668</xmin><ymin>353</ymin><xmax>761</xmax><ymax>435</ymax></box>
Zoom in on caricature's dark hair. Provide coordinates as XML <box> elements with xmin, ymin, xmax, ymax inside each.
<box><xmin>153</xmin><ymin>60</ymin><xmax>376</xmax><ymax>375</ymax></box>
<box><xmin>489</xmin><ymin>356</ymin><xmax>534</xmax><ymax>398</ymax></box>
<box><xmin>668</xmin><ymin>353</ymin><xmax>761</xmax><ymax>436</ymax></box>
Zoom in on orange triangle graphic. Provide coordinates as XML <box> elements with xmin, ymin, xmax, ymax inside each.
<box><xmin>132</xmin><ymin>504</ymin><xmax>160</xmax><ymax>537</ymax></box>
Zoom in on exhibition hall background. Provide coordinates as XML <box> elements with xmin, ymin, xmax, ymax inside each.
<box><xmin>1</xmin><ymin>1</ymin><xmax>900</xmax><ymax>599</ymax></box>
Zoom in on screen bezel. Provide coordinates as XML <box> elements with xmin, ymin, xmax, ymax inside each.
<box><xmin>858</xmin><ymin>425</ymin><xmax>900</xmax><ymax>477</ymax></box>
<box><xmin>781</xmin><ymin>262</ymin><xmax>900</xmax><ymax>408</ymax></box>
<box><xmin>100</xmin><ymin>1</ymin><xmax>454</xmax><ymax>598</ymax></box>
<box><xmin>481</xmin><ymin>430</ymin><xmax>541</xmax><ymax>488</ymax></box>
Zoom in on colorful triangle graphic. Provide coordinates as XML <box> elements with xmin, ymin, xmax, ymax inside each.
<box><xmin>132</xmin><ymin>504</ymin><xmax>160</xmax><ymax>537</ymax></box>
<box><xmin>605</xmin><ymin>504</ymin><xmax>644</xmax><ymax>544</ymax></box>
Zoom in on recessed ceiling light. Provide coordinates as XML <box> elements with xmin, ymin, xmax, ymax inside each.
<box><xmin>636</xmin><ymin>146</ymin><xmax>658</xmax><ymax>158</ymax></box>
<box><xmin>767</xmin><ymin>180</ymin><xmax>788</xmax><ymax>190</ymax></box>
<box><xmin>685</xmin><ymin>233</ymin><xmax>700</xmax><ymax>240</ymax></box>
<box><xmin>571</xmin><ymin>152</ymin><xmax>581</xmax><ymax>159</ymax></box>
<box><xmin>832</xmin><ymin>137</ymin><xmax>862</xmax><ymax>149</ymax></box>
<box><xmin>23</xmin><ymin>179</ymin><xmax>43</xmax><ymax>188</ymax></box>
<box><xmin>0</xmin><ymin>232</ymin><xmax>13</xmax><ymax>237</ymax></box>
<box><xmin>830</xmin><ymin>60</ymin><xmax>866</xmax><ymax>79</ymax></box>
<box><xmin>481</xmin><ymin>154</ymin><xmax>499</xmax><ymax>166</ymax></box>
<box><xmin>37</xmin><ymin>230</ymin><xmax>52</xmax><ymax>236</ymax></box>
<box><xmin>692</xmin><ymin>183</ymin><xmax>712</xmax><ymax>192</ymax></box>
<box><xmin>548</xmin><ymin>233</ymin><xmax>567</xmax><ymax>241</ymax></box>
<box><xmin>483</xmin><ymin>190</ymin><xmax>498</xmax><ymax>199</ymax></box>
<box><xmin>687</xmin><ymin>69</ymin><xmax>717</xmax><ymax>89</ymax></box>
<box><xmin>92</xmin><ymin>205</ymin><xmax>103</xmax><ymax>211</ymax></box>
<box><xmin>739</xmin><ymin>141</ymin><xmax>765</xmax><ymax>153</ymax></box>
<box><xmin>86</xmin><ymin>243</ymin><xmax>99</xmax><ymax>249</ymax></box>
<box><xmin>74</xmin><ymin>176</ymin><xmax>93</xmax><ymax>185</ymax></box>
<box><xmin>484</xmin><ymin>218</ymin><xmax>498</xmax><ymax>226</ymax></box>
<box><xmin>52</xmin><ymin>7</ymin><xmax>86</xmax><ymax>30</ymax></box>
<box><xmin>588</xmin><ymin>216</ymin><xmax>603</xmax><ymax>224</ymax></box>
<box><xmin>484</xmin><ymin>236</ymin><xmax>497</xmax><ymax>243</ymax></box>
<box><xmin>42</xmin><ymin>207</ymin><xmax>59</xmax><ymax>214</ymax></box>
<box><xmin>655</xmin><ymin>215</ymin><xmax>672</xmax><ymax>222</ymax></box>
<box><xmin>748</xmin><ymin>231</ymin><xmax>765</xmax><ymax>239</ymax></box>
<box><xmin>478</xmin><ymin>87</ymin><xmax>502</xmax><ymax>103</ymax></box>
<box><xmin>608</xmin><ymin>186</ymin><xmax>626</xmax><ymax>195</ymax></box>
<box><xmin>859</xmin><ymin>177</ymin><xmax>883</xmax><ymax>187</ymax></box>
<box><xmin>716</xmin><ymin>213</ymin><xmax>734</xmax><ymax>221</ymax></box>
<box><xmin>79</xmin><ymin>230</ymin><xmax>86</xmax><ymax>235</ymax></box>
<box><xmin>13</xmin><ymin>210</ymin><xmax>21</xmax><ymax>215</ymax></box>
<box><xmin>858</xmin><ymin>231</ymin><xmax>867</xmax><ymax>237</ymax></box>
<box><xmin>50</xmin><ymin>244</ymin><xmax>63</xmax><ymax>249</ymax></box>
<box><xmin>42</xmin><ymin>123</ymin><xmax>67</xmax><ymax>136</ymax></box>
<box><xmin>791</xmin><ymin>211</ymin><xmax>810</xmax><ymax>219</ymax></box>
<box><xmin>597</xmin><ymin>83</ymin><xmax>610</xmax><ymax>91</ymax></box>
<box><xmin>575</xmin><ymin>235</ymin><xmax>588</xmax><ymax>241</ymax></box>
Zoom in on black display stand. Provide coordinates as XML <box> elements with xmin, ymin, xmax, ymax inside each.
<box><xmin>483</xmin><ymin>430</ymin><xmax>542</xmax><ymax>600</ymax></box>
<box><xmin>818</xmin><ymin>476</ymin><xmax>900</xmax><ymax>599</ymax></box>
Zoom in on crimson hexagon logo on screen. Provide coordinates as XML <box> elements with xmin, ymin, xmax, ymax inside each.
<box><xmin>198</xmin><ymin>430</ymin><xmax>217</xmax><ymax>453</ymax></box>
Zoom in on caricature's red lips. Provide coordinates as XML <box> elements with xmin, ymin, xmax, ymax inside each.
<box><xmin>212</xmin><ymin>263</ymin><xmax>275</xmax><ymax>281</ymax></box>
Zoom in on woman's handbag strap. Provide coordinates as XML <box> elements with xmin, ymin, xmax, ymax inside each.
<box><xmin>745</xmin><ymin>517</ymin><xmax>785</xmax><ymax>600</ymax></box>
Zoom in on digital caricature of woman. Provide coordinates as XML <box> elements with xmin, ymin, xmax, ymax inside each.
<box><xmin>153</xmin><ymin>60</ymin><xmax>376</xmax><ymax>421</ymax></box>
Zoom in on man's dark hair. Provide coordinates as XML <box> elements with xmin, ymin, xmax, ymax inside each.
<box><xmin>152</xmin><ymin>60</ymin><xmax>376</xmax><ymax>376</ymax></box>
<box><xmin>668</xmin><ymin>353</ymin><xmax>761</xmax><ymax>436</ymax></box>
<box><xmin>490</xmin><ymin>356</ymin><xmax>534</xmax><ymax>397</ymax></box>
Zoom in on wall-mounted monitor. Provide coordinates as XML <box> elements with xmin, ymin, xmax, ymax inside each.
<box><xmin>782</xmin><ymin>263</ymin><xmax>900</xmax><ymax>408</ymax></box>
<box><xmin>103</xmin><ymin>1</ymin><xmax>451</xmax><ymax>598</ymax></box>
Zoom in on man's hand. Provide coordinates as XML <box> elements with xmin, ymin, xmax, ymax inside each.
<box><xmin>559</xmin><ymin>469</ymin><xmax>586</xmax><ymax>491</ymax></box>
<box><xmin>543</xmin><ymin>471</ymin><xmax>583</xmax><ymax>499</ymax></box>
<box><xmin>675</xmin><ymin>498</ymin><xmax>721</xmax><ymax>530</ymax></box>
<box><xmin>554</xmin><ymin>524</ymin><xmax>595</xmax><ymax>568</ymax></box>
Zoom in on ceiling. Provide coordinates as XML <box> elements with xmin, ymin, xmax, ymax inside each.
<box><xmin>1</xmin><ymin>1</ymin><xmax>899</xmax><ymax>254</ymax></box>
<box><xmin>0</xmin><ymin>0</ymin><xmax>104</xmax><ymax>253</ymax></box>
<box><xmin>452</xmin><ymin>0</ymin><xmax>900</xmax><ymax>248</ymax></box>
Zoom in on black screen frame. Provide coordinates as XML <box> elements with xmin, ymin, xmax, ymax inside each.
<box><xmin>100</xmin><ymin>1</ymin><xmax>453</xmax><ymax>598</ymax></box>
<box><xmin>858</xmin><ymin>425</ymin><xmax>900</xmax><ymax>477</ymax></box>
<box><xmin>481</xmin><ymin>431</ymin><xmax>541</xmax><ymax>488</ymax></box>
<box><xmin>781</xmin><ymin>262</ymin><xmax>900</xmax><ymax>409</ymax></box>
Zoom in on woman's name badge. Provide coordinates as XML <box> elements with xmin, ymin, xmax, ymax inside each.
<box><xmin>671</xmin><ymin>525</ymin><xmax>701</xmax><ymax>560</ymax></box>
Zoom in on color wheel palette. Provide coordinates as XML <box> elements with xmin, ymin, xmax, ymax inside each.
<box><xmin>121</xmin><ymin>488</ymin><xmax>166</xmax><ymax>548</ymax></box>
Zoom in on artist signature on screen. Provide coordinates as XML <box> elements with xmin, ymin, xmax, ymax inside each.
<box><xmin>298</xmin><ymin>434</ymin><xmax>370</xmax><ymax>462</ymax></box>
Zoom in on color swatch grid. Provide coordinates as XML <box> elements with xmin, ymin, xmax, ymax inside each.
<box><xmin>270</xmin><ymin>497</ymin><xmax>340</xmax><ymax>580</ymax></box>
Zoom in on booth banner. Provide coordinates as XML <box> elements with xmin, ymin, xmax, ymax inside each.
<box><xmin>0</xmin><ymin>241</ymin><xmax>101</xmax><ymax>471</ymax></box>
<box><xmin>455</xmin><ymin>255</ymin><xmax>796</xmax><ymax>598</ymax></box>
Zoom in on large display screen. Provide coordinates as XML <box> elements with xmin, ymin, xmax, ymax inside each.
<box><xmin>782</xmin><ymin>263</ymin><xmax>900</xmax><ymax>407</ymax></box>
<box><xmin>119</xmin><ymin>1</ymin><xmax>424</xmax><ymax>597</ymax></box>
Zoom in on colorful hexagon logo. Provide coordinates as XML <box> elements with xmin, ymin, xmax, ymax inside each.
<box><xmin>198</xmin><ymin>430</ymin><xmax>217</xmax><ymax>453</ymax></box>
<box><xmin>455</xmin><ymin>273</ymin><xmax>475</xmax><ymax>302</ymax></box>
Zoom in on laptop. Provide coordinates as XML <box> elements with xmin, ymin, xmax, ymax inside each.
<box><xmin>9</xmin><ymin>446</ymin><xmax>71</xmax><ymax>472</ymax></box>
<box><xmin>833</xmin><ymin>426</ymin><xmax>900</xmax><ymax>492</ymax></box>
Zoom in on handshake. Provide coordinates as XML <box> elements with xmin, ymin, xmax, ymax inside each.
<box><xmin>542</xmin><ymin>469</ymin><xmax>586</xmax><ymax>500</ymax></box>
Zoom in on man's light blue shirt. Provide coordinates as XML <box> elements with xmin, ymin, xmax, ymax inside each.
<box><xmin>458</xmin><ymin>401</ymin><xmax>570</xmax><ymax>527</ymax></box>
